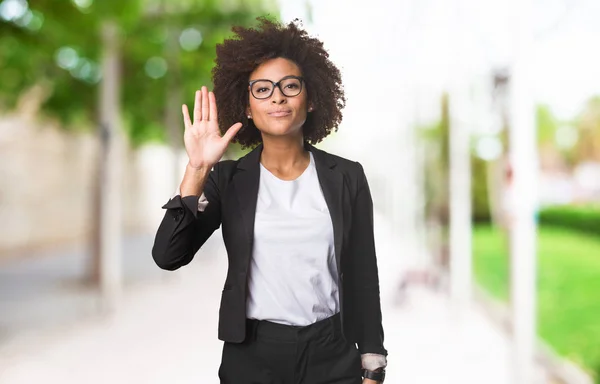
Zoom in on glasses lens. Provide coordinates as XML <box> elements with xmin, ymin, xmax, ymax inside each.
<box><xmin>251</xmin><ymin>80</ymin><xmax>273</xmax><ymax>99</ymax></box>
<box><xmin>280</xmin><ymin>78</ymin><xmax>302</xmax><ymax>97</ymax></box>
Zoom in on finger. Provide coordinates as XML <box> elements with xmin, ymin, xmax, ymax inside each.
<box><xmin>209</xmin><ymin>91</ymin><xmax>218</xmax><ymax>122</ymax></box>
<box><xmin>222</xmin><ymin>122</ymin><xmax>243</xmax><ymax>143</ymax></box>
<box><xmin>193</xmin><ymin>90</ymin><xmax>202</xmax><ymax>123</ymax></box>
<box><xmin>182</xmin><ymin>104</ymin><xmax>192</xmax><ymax>129</ymax></box>
<box><xmin>201</xmin><ymin>86</ymin><xmax>209</xmax><ymax>121</ymax></box>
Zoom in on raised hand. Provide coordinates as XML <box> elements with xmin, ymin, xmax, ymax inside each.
<box><xmin>182</xmin><ymin>86</ymin><xmax>243</xmax><ymax>169</ymax></box>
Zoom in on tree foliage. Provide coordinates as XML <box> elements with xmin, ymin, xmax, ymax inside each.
<box><xmin>0</xmin><ymin>0</ymin><xmax>277</xmax><ymax>146</ymax></box>
<box><xmin>574</xmin><ymin>96</ymin><xmax>600</xmax><ymax>163</ymax></box>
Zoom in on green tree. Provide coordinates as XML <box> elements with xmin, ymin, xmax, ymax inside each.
<box><xmin>0</xmin><ymin>0</ymin><xmax>276</xmax><ymax>299</ymax></box>
<box><xmin>0</xmin><ymin>0</ymin><xmax>274</xmax><ymax>143</ymax></box>
<box><xmin>573</xmin><ymin>96</ymin><xmax>600</xmax><ymax>163</ymax></box>
<box><xmin>537</xmin><ymin>104</ymin><xmax>559</xmax><ymax>145</ymax></box>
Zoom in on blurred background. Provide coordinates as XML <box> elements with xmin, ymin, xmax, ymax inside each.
<box><xmin>1</xmin><ymin>0</ymin><xmax>599</xmax><ymax>383</ymax></box>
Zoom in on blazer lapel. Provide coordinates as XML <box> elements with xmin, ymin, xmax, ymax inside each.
<box><xmin>232</xmin><ymin>144</ymin><xmax>262</xmax><ymax>247</ymax></box>
<box><xmin>307</xmin><ymin>144</ymin><xmax>344</xmax><ymax>273</ymax></box>
<box><xmin>231</xmin><ymin>143</ymin><xmax>345</xmax><ymax>273</ymax></box>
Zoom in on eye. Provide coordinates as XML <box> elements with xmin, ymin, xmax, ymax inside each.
<box><xmin>256</xmin><ymin>87</ymin><xmax>269</xmax><ymax>93</ymax></box>
<box><xmin>285</xmin><ymin>83</ymin><xmax>299</xmax><ymax>89</ymax></box>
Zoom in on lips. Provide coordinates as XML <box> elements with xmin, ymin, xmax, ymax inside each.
<box><xmin>268</xmin><ymin>110</ymin><xmax>292</xmax><ymax>117</ymax></box>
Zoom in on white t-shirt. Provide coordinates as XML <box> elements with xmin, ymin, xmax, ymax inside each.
<box><xmin>246</xmin><ymin>151</ymin><xmax>340</xmax><ymax>326</ymax></box>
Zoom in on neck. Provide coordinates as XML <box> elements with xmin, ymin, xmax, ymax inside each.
<box><xmin>260</xmin><ymin>133</ymin><xmax>308</xmax><ymax>170</ymax></box>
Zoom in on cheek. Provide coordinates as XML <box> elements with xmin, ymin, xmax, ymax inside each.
<box><xmin>248</xmin><ymin>100</ymin><xmax>268</xmax><ymax>116</ymax></box>
<box><xmin>289</xmin><ymin>94</ymin><xmax>308</xmax><ymax>110</ymax></box>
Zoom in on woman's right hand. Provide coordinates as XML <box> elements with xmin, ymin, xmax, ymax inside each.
<box><xmin>182</xmin><ymin>86</ymin><xmax>243</xmax><ymax>170</ymax></box>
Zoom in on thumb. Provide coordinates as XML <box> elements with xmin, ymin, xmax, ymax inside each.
<box><xmin>222</xmin><ymin>122</ymin><xmax>243</xmax><ymax>143</ymax></box>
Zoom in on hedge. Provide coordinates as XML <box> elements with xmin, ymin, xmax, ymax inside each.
<box><xmin>538</xmin><ymin>205</ymin><xmax>600</xmax><ymax>236</ymax></box>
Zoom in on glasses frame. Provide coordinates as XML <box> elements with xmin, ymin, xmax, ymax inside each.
<box><xmin>248</xmin><ymin>75</ymin><xmax>305</xmax><ymax>100</ymax></box>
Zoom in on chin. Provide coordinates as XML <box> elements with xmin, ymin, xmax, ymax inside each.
<box><xmin>260</xmin><ymin>123</ymin><xmax>303</xmax><ymax>138</ymax></box>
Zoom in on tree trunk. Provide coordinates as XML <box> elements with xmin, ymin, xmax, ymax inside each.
<box><xmin>89</xmin><ymin>20</ymin><xmax>123</xmax><ymax>312</ymax></box>
<box><xmin>165</xmin><ymin>24</ymin><xmax>183</xmax><ymax>190</ymax></box>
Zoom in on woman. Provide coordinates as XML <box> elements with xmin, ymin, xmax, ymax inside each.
<box><xmin>152</xmin><ymin>18</ymin><xmax>387</xmax><ymax>384</ymax></box>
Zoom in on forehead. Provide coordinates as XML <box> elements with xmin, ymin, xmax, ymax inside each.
<box><xmin>250</xmin><ymin>57</ymin><xmax>302</xmax><ymax>81</ymax></box>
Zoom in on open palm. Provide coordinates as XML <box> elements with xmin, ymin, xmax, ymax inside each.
<box><xmin>182</xmin><ymin>86</ymin><xmax>243</xmax><ymax>169</ymax></box>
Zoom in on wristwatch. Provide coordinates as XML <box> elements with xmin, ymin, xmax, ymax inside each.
<box><xmin>362</xmin><ymin>368</ymin><xmax>385</xmax><ymax>382</ymax></box>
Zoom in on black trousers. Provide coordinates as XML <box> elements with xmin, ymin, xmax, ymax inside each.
<box><xmin>218</xmin><ymin>313</ymin><xmax>362</xmax><ymax>384</ymax></box>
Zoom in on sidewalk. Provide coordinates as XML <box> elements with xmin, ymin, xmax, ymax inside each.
<box><xmin>0</xmin><ymin>214</ymin><xmax>546</xmax><ymax>383</ymax></box>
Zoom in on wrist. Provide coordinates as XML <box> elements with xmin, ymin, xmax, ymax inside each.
<box><xmin>180</xmin><ymin>163</ymin><xmax>211</xmax><ymax>197</ymax></box>
<box><xmin>186</xmin><ymin>161</ymin><xmax>211</xmax><ymax>173</ymax></box>
<box><xmin>362</xmin><ymin>368</ymin><xmax>385</xmax><ymax>383</ymax></box>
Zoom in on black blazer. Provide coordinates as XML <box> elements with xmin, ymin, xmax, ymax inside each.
<box><xmin>152</xmin><ymin>143</ymin><xmax>387</xmax><ymax>356</ymax></box>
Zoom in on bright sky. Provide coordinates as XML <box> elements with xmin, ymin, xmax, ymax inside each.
<box><xmin>532</xmin><ymin>0</ymin><xmax>600</xmax><ymax>118</ymax></box>
<box><xmin>453</xmin><ymin>0</ymin><xmax>600</xmax><ymax>120</ymax></box>
<box><xmin>279</xmin><ymin>0</ymin><xmax>600</xmax><ymax>121</ymax></box>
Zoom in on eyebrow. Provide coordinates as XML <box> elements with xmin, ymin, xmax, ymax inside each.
<box><xmin>248</xmin><ymin>75</ymin><xmax>302</xmax><ymax>82</ymax></box>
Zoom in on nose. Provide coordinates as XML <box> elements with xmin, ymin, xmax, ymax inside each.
<box><xmin>271</xmin><ymin>85</ymin><xmax>287</xmax><ymax>104</ymax></box>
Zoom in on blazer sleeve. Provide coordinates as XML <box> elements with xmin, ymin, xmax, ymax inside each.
<box><xmin>151</xmin><ymin>164</ymin><xmax>222</xmax><ymax>271</ymax></box>
<box><xmin>349</xmin><ymin>162</ymin><xmax>387</xmax><ymax>356</ymax></box>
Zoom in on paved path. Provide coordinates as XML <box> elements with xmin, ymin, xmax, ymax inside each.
<box><xmin>0</xmin><ymin>214</ymin><xmax>548</xmax><ymax>383</ymax></box>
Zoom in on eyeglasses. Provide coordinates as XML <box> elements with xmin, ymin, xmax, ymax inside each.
<box><xmin>248</xmin><ymin>75</ymin><xmax>304</xmax><ymax>100</ymax></box>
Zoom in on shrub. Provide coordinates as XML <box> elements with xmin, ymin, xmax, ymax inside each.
<box><xmin>538</xmin><ymin>205</ymin><xmax>600</xmax><ymax>236</ymax></box>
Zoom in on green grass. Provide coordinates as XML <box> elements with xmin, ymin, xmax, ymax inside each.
<box><xmin>473</xmin><ymin>225</ymin><xmax>600</xmax><ymax>377</ymax></box>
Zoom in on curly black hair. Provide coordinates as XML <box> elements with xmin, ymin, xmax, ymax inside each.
<box><xmin>212</xmin><ymin>17</ymin><xmax>346</xmax><ymax>149</ymax></box>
